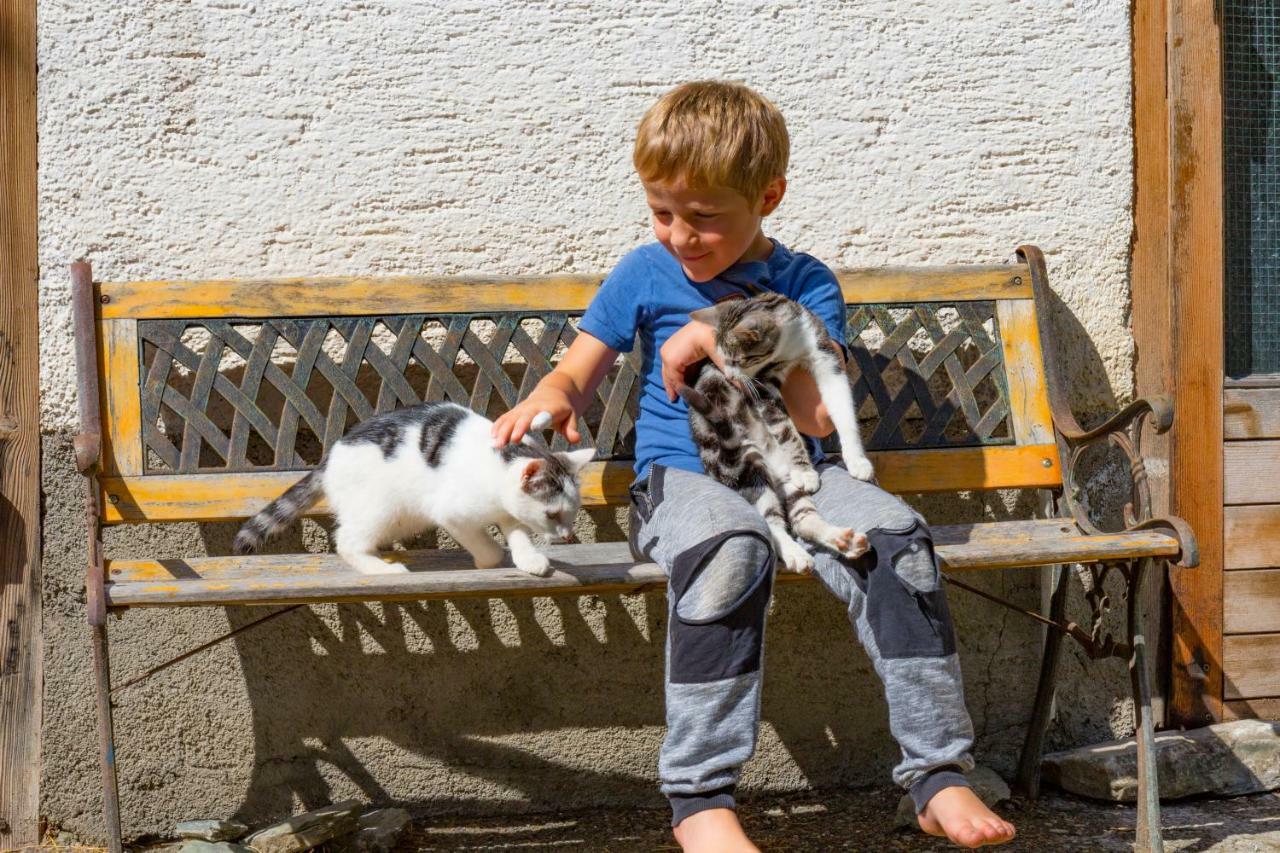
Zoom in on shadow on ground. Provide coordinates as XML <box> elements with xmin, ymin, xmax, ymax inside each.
<box><xmin>399</xmin><ymin>788</ymin><xmax>1280</xmax><ymax>852</ymax></box>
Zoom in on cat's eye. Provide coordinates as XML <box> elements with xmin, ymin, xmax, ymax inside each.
<box><xmin>545</xmin><ymin>511</ymin><xmax>559</xmax><ymax>521</ymax></box>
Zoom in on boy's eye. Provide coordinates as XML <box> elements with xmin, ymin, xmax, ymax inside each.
<box><xmin>693</xmin><ymin>211</ymin><xmax>719</xmax><ymax>219</ymax></box>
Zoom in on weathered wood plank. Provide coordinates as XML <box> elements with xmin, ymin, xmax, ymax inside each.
<box><xmin>99</xmin><ymin>444</ymin><xmax>1065</xmax><ymax>524</ymax></box>
<box><xmin>1224</xmin><ymin>570</ymin><xmax>1280</xmax><ymax>634</ymax></box>
<box><xmin>1224</xmin><ymin>387</ymin><xmax>1280</xmax><ymax>440</ymax></box>
<box><xmin>103</xmin><ymin>522</ymin><xmax>1181</xmax><ymax>608</ymax></box>
<box><xmin>99</xmin><ymin>319</ymin><xmax>142</xmax><ymax>476</ymax></box>
<box><xmin>0</xmin><ymin>0</ymin><xmax>41</xmax><ymax>842</ymax></box>
<box><xmin>1225</xmin><ymin>441</ymin><xmax>1280</xmax><ymax>505</ymax></box>
<box><xmin>994</xmin><ymin>300</ymin><xmax>1055</xmax><ymax>446</ymax></box>
<box><xmin>836</xmin><ymin>265</ymin><xmax>1032</xmax><ymax>304</ymax></box>
<box><xmin>1223</xmin><ymin>698</ymin><xmax>1280</xmax><ymax>721</ymax></box>
<box><xmin>1168</xmin><ymin>0</ymin><xmax>1226</xmax><ymax>725</ymax></box>
<box><xmin>1224</xmin><ymin>505</ymin><xmax>1280</xmax><ymax>570</ymax></box>
<box><xmin>1224</xmin><ymin>634</ymin><xmax>1280</xmax><ymax>700</ymax></box>
<box><xmin>97</xmin><ymin>265</ymin><xmax>1034</xmax><ymax>320</ymax></box>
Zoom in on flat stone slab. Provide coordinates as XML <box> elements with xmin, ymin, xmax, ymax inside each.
<box><xmin>1043</xmin><ymin>719</ymin><xmax>1280</xmax><ymax>802</ymax></box>
<box><xmin>175</xmin><ymin>820</ymin><xmax>249</xmax><ymax>842</ymax></box>
<box><xmin>243</xmin><ymin>800</ymin><xmax>363</xmax><ymax>853</ymax></box>
<box><xmin>174</xmin><ymin>842</ymin><xmax>253</xmax><ymax>853</ymax></box>
<box><xmin>331</xmin><ymin>808</ymin><xmax>411</xmax><ymax>853</ymax></box>
<box><xmin>894</xmin><ymin>765</ymin><xmax>1012</xmax><ymax>829</ymax></box>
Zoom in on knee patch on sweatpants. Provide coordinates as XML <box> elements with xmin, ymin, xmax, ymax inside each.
<box><xmin>668</xmin><ymin>529</ymin><xmax>774</xmax><ymax>684</ymax></box>
<box><xmin>850</xmin><ymin>520</ymin><xmax>956</xmax><ymax>659</ymax></box>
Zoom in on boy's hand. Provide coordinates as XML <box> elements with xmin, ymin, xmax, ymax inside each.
<box><xmin>660</xmin><ymin>320</ymin><xmax>727</xmax><ymax>401</ymax></box>
<box><xmin>491</xmin><ymin>390</ymin><xmax>578</xmax><ymax>447</ymax></box>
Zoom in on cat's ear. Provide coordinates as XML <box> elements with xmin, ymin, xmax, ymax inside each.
<box><xmin>557</xmin><ymin>448</ymin><xmax>596</xmax><ymax>474</ymax></box>
<box><xmin>689</xmin><ymin>305</ymin><xmax>723</xmax><ymax>326</ymax></box>
<box><xmin>520</xmin><ymin>459</ymin><xmax>545</xmax><ymax>486</ymax></box>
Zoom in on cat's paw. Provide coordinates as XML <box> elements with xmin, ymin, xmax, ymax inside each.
<box><xmin>845</xmin><ymin>455</ymin><xmax>875</xmax><ymax>482</ymax></box>
<box><xmin>790</xmin><ymin>467</ymin><xmax>821</xmax><ymax>494</ymax></box>
<box><xmin>828</xmin><ymin>528</ymin><xmax>870</xmax><ymax>560</ymax></box>
<box><xmin>776</xmin><ymin>540</ymin><xmax>815</xmax><ymax>574</ymax></box>
<box><xmin>514</xmin><ymin>551</ymin><xmax>553</xmax><ymax>577</ymax></box>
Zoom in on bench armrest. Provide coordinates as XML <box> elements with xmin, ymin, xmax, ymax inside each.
<box><xmin>1055</xmin><ymin>394</ymin><xmax>1173</xmax><ymax>444</ymax></box>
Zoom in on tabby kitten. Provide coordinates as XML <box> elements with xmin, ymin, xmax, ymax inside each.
<box><xmin>233</xmin><ymin>402</ymin><xmax>595</xmax><ymax>576</ymax></box>
<box><xmin>680</xmin><ymin>292</ymin><xmax>872</xmax><ymax>573</ymax></box>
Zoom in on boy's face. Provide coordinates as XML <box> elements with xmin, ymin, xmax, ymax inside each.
<box><xmin>643</xmin><ymin>177</ymin><xmax>784</xmax><ymax>283</ymax></box>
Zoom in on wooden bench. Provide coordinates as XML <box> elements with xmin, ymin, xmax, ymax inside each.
<box><xmin>71</xmin><ymin>245</ymin><xmax>1196</xmax><ymax>852</ymax></box>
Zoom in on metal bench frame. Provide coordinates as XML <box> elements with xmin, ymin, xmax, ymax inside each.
<box><xmin>70</xmin><ymin>246</ymin><xmax>1197</xmax><ymax>853</ymax></box>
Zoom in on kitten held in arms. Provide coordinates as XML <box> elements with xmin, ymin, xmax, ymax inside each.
<box><xmin>680</xmin><ymin>291</ymin><xmax>872</xmax><ymax>573</ymax></box>
<box><xmin>232</xmin><ymin>403</ymin><xmax>594</xmax><ymax>576</ymax></box>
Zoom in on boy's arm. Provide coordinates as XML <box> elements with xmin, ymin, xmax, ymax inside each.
<box><xmin>779</xmin><ymin>341</ymin><xmax>843</xmax><ymax>437</ymax></box>
<box><xmin>491</xmin><ymin>332</ymin><xmax>618</xmax><ymax>446</ymax></box>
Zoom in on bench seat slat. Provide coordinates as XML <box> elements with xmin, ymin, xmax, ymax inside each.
<box><xmin>104</xmin><ymin>520</ymin><xmax>1181</xmax><ymax>608</ymax></box>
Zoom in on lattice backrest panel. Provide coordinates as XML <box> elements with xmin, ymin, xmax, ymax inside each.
<box><xmin>136</xmin><ymin>314</ymin><xmax>640</xmax><ymax>474</ymax></box>
<box><xmin>130</xmin><ymin>300</ymin><xmax>1016</xmax><ymax>476</ymax></box>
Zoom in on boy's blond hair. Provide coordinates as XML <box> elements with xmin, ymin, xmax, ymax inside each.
<box><xmin>633</xmin><ymin>80</ymin><xmax>789</xmax><ymax>202</ymax></box>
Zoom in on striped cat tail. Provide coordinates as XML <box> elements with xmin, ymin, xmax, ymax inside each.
<box><xmin>233</xmin><ymin>470</ymin><xmax>324</xmax><ymax>555</ymax></box>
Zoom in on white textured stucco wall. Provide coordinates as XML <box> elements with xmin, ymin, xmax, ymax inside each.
<box><xmin>36</xmin><ymin>0</ymin><xmax>1136</xmax><ymax>840</ymax></box>
<box><xmin>38</xmin><ymin>0</ymin><xmax>1132</xmax><ymax>424</ymax></box>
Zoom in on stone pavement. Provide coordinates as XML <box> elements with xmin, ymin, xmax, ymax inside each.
<box><xmin>400</xmin><ymin>788</ymin><xmax>1280</xmax><ymax>852</ymax></box>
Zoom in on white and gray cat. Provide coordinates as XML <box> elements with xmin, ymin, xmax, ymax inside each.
<box><xmin>680</xmin><ymin>291</ymin><xmax>874</xmax><ymax>573</ymax></box>
<box><xmin>233</xmin><ymin>402</ymin><xmax>595</xmax><ymax>576</ymax></box>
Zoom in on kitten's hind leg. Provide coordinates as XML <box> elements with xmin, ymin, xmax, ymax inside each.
<box><xmin>447</xmin><ymin>523</ymin><xmax>506</xmax><ymax>570</ymax></box>
<box><xmin>334</xmin><ymin>521</ymin><xmax>408</xmax><ymax>574</ymax></box>
<box><xmin>754</xmin><ymin>487</ymin><xmax>814</xmax><ymax>574</ymax></box>
<box><xmin>786</xmin><ymin>495</ymin><xmax>870</xmax><ymax>561</ymax></box>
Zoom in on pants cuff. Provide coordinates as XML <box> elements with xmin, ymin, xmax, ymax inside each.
<box><xmin>908</xmin><ymin>766</ymin><xmax>971</xmax><ymax>814</ymax></box>
<box><xmin>669</xmin><ymin>786</ymin><xmax>736</xmax><ymax>827</ymax></box>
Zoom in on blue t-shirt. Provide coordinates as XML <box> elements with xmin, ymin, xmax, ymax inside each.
<box><xmin>578</xmin><ymin>239</ymin><xmax>848</xmax><ymax>478</ymax></box>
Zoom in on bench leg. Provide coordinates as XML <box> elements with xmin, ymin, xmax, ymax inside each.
<box><xmin>1013</xmin><ymin>561</ymin><xmax>1071</xmax><ymax>799</ymax></box>
<box><xmin>92</xmin><ymin>621</ymin><xmax>123</xmax><ymax>853</ymax></box>
<box><xmin>1129</xmin><ymin>559</ymin><xmax>1164</xmax><ymax>853</ymax></box>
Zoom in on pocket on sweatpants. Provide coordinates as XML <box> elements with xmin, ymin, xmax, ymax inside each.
<box><xmin>627</xmin><ymin>464</ymin><xmax>667</xmax><ymax>560</ymax></box>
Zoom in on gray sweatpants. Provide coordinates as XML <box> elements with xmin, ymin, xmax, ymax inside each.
<box><xmin>627</xmin><ymin>462</ymin><xmax>975</xmax><ymax>826</ymax></box>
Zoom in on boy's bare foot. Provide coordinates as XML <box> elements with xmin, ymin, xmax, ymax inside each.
<box><xmin>918</xmin><ymin>786</ymin><xmax>1016</xmax><ymax>848</ymax></box>
<box><xmin>673</xmin><ymin>808</ymin><xmax>760</xmax><ymax>853</ymax></box>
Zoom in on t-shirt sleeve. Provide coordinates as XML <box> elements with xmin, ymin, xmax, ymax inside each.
<box><xmin>795</xmin><ymin>261</ymin><xmax>848</xmax><ymax>355</ymax></box>
<box><xmin>578</xmin><ymin>249</ymin><xmax>651</xmax><ymax>353</ymax></box>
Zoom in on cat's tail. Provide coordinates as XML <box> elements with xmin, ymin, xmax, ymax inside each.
<box><xmin>233</xmin><ymin>470</ymin><xmax>324</xmax><ymax>555</ymax></box>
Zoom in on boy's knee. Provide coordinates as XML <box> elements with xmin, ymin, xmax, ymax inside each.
<box><xmin>668</xmin><ymin>527</ymin><xmax>774</xmax><ymax>683</ymax></box>
<box><xmin>855</xmin><ymin>520</ymin><xmax>956</xmax><ymax>660</ymax></box>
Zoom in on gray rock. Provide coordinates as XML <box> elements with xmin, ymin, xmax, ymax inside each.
<box><xmin>1043</xmin><ymin>719</ymin><xmax>1280</xmax><ymax>802</ymax></box>
<box><xmin>894</xmin><ymin>765</ymin><xmax>1012</xmax><ymax>829</ymax></box>
<box><xmin>175</xmin><ymin>842</ymin><xmax>253</xmax><ymax>853</ymax></box>
<box><xmin>176</xmin><ymin>820</ymin><xmax>249</xmax><ymax>842</ymax></box>
<box><xmin>331</xmin><ymin>808</ymin><xmax>412</xmax><ymax>853</ymax></box>
<box><xmin>244</xmin><ymin>800</ymin><xmax>364</xmax><ymax>853</ymax></box>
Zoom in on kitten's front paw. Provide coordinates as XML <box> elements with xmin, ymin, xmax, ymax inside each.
<box><xmin>790</xmin><ymin>467</ymin><xmax>821</xmax><ymax>494</ymax></box>
<box><xmin>514</xmin><ymin>551</ymin><xmax>553</xmax><ymax>577</ymax></box>
<box><xmin>776</xmin><ymin>540</ymin><xmax>815</xmax><ymax>574</ymax></box>
<box><xmin>845</xmin><ymin>455</ymin><xmax>875</xmax><ymax>482</ymax></box>
<box><xmin>828</xmin><ymin>528</ymin><xmax>870</xmax><ymax>560</ymax></box>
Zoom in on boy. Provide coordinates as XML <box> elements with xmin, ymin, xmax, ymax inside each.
<box><xmin>492</xmin><ymin>81</ymin><xmax>1016</xmax><ymax>851</ymax></box>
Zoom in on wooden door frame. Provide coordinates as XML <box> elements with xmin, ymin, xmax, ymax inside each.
<box><xmin>0</xmin><ymin>0</ymin><xmax>41</xmax><ymax>845</ymax></box>
<box><xmin>1133</xmin><ymin>0</ymin><xmax>1225</xmax><ymax>729</ymax></box>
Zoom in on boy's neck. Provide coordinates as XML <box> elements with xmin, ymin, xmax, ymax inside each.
<box><xmin>738</xmin><ymin>229</ymin><xmax>774</xmax><ymax>265</ymax></box>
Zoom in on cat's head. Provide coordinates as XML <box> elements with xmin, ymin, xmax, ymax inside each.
<box><xmin>689</xmin><ymin>294</ymin><xmax>785</xmax><ymax>379</ymax></box>
<box><xmin>501</xmin><ymin>445</ymin><xmax>596</xmax><ymax>542</ymax></box>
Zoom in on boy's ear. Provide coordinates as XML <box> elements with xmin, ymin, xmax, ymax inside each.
<box><xmin>759</xmin><ymin>176</ymin><xmax>786</xmax><ymax>217</ymax></box>
<box><xmin>689</xmin><ymin>305</ymin><xmax>723</xmax><ymax>326</ymax></box>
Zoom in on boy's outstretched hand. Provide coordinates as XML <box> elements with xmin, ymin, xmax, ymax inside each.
<box><xmin>491</xmin><ymin>391</ymin><xmax>579</xmax><ymax>447</ymax></box>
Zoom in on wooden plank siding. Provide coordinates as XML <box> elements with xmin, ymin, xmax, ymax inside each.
<box><xmin>1222</xmin><ymin>389</ymin><xmax>1280</xmax><ymax>705</ymax></box>
<box><xmin>0</xmin><ymin>0</ymin><xmax>41</xmax><ymax>843</ymax></box>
